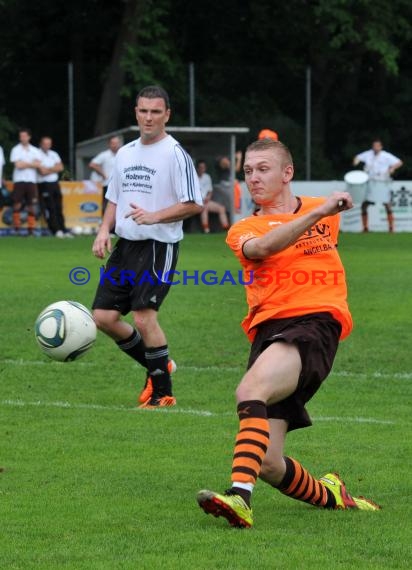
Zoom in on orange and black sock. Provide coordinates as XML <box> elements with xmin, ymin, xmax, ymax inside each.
<box><xmin>387</xmin><ymin>212</ymin><xmax>394</xmax><ymax>232</ymax></box>
<box><xmin>13</xmin><ymin>211</ymin><xmax>20</xmax><ymax>230</ymax></box>
<box><xmin>231</xmin><ymin>400</ymin><xmax>270</xmax><ymax>506</ymax></box>
<box><xmin>116</xmin><ymin>329</ymin><xmax>147</xmax><ymax>368</ymax></box>
<box><xmin>277</xmin><ymin>456</ymin><xmax>336</xmax><ymax>508</ymax></box>
<box><xmin>27</xmin><ymin>213</ymin><xmax>36</xmax><ymax>232</ymax></box>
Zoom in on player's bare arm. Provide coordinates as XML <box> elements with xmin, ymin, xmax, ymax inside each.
<box><xmin>89</xmin><ymin>162</ymin><xmax>105</xmax><ymax>177</ymax></box>
<box><xmin>92</xmin><ymin>201</ymin><xmax>117</xmax><ymax>258</ymax></box>
<box><xmin>125</xmin><ymin>201</ymin><xmax>202</xmax><ymax>225</ymax></box>
<box><xmin>389</xmin><ymin>160</ymin><xmax>403</xmax><ymax>175</ymax></box>
<box><xmin>243</xmin><ymin>192</ymin><xmax>353</xmax><ymax>260</ymax></box>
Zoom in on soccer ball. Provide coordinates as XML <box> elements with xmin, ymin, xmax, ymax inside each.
<box><xmin>35</xmin><ymin>301</ymin><xmax>97</xmax><ymax>362</ymax></box>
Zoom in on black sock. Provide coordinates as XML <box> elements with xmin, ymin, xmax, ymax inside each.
<box><xmin>116</xmin><ymin>329</ymin><xmax>147</xmax><ymax>368</ymax></box>
<box><xmin>145</xmin><ymin>345</ymin><xmax>171</xmax><ymax>397</ymax></box>
<box><xmin>230</xmin><ymin>487</ymin><xmax>252</xmax><ymax>507</ymax></box>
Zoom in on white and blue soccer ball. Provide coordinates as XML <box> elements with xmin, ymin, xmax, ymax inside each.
<box><xmin>35</xmin><ymin>301</ymin><xmax>97</xmax><ymax>362</ymax></box>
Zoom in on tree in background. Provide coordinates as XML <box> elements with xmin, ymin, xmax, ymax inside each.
<box><xmin>1</xmin><ymin>0</ymin><xmax>412</xmax><ymax>179</ymax></box>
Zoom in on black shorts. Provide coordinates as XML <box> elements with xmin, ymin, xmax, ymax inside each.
<box><xmin>92</xmin><ymin>238</ymin><xmax>179</xmax><ymax>314</ymax></box>
<box><xmin>247</xmin><ymin>312</ymin><xmax>342</xmax><ymax>432</ymax></box>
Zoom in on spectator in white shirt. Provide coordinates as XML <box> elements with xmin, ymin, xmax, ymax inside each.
<box><xmin>0</xmin><ymin>145</ymin><xmax>5</xmax><ymax>185</ymax></box>
<box><xmin>353</xmin><ymin>139</ymin><xmax>403</xmax><ymax>232</ymax></box>
<box><xmin>37</xmin><ymin>136</ymin><xmax>71</xmax><ymax>238</ymax></box>
<box><xmin>196</xmin><ymin>159</ymin><xmax>229</xmax><ymax>233</ymax></box>
<box><xmin>10</xmin><ymin>128</ymin><xmax>41</xmax><ymax>235</ymax></box>
<box><xmin>89</xmin><ymin>136</ymin><xmax>123</xmax><ymax>214</ymax></box>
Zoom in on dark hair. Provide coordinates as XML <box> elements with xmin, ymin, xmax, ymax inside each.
<box><xmin>136</xmin><ymin>85</ymin><xmax>170</xmax><ymax>109</ymax></box>
<box><xmin>246</xmin><ymin>139</ymin><xmax>293</xmax><ymax>168</ymax></box>
<box><xmin>196</xmin><ymin>159</ymin><xmax>206</xmax><ymax>167</ymax></box>
<box><xmin>18</xmin><ymin>127</ymin><xmax>32</xmax><ymax>136</ymax></box>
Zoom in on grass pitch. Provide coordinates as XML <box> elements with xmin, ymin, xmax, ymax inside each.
<box><xmin>0</xmin><ymin>232</ymin><xmax>411</xmax><ymax>569</ymax></box>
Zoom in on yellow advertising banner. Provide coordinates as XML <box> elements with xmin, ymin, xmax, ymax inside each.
<box><xmin>0</xmin><ymin>181</ymin><xmax>102</xmax><ymax>236</ymax></box>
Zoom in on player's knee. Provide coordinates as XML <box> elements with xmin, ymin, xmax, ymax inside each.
<box><xmin>235</xmin><ymin>377</ymin><xmax>259</xmax><ymax>403</ymax></box>
<box><xmin>133</xmin><ymin>310</ymin><xmax>157</xmax><ymax>335</ymax></box>
<box><xmin>93</xmin><ymin>309</ymin><xmax>117</xmax><ymax>332</ymax></box>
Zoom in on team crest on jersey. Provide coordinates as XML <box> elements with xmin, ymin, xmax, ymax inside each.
<box><xmin>295</xmin><ymin>223</ymin><xmax>335</xmax><ymax>255</ymax></box>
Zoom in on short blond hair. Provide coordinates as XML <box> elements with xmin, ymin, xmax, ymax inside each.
<box><xmin>246</xmin><ymin>139</ymin><xmax>293</xmax><ymax>169</ymax></box>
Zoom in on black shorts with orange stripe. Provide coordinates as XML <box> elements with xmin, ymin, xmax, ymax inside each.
<box><xmin>92</xmin><ymin>238</ymin><xmax>179</xmax><ymax>315</ymax></box>
<box><xmin>247</xmin><ymin>312</ymin><xmax>341</xmax><ymax>432</ymax></box>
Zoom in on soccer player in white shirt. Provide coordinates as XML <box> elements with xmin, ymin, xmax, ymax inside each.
<box><xmin>10</xmin><ymin>128</ymin><xmax>42</xmax><ymax>235</ymax></box>
<box><xmin>353</xmin><ymin>139</ymin><xmax>403</xmax><ymax>232</ymax></box>
<box><xmin>92</xmin><ymin>85</ymin><xmax>203</xmax><ymax>408</ymax></box>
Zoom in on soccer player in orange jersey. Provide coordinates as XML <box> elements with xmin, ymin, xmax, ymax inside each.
<box><xmin>197</xmin><ymin>139</ymin><xmax>381</xmax><ymax>528</ymax></box>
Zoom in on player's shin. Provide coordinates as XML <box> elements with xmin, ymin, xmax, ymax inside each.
<box><xmin>276</xmin><ymin>456</ymin><xmax>336</xmax><ymax>508</ymax></box>
<box><xmin>116</xmin><ymin>328</ymin><xmax>148</xmax><ymax>367</ymax></box>
<box><xmin>231</xmin><ymin>400</ymin><xmax>270</xmax><ymax>506</ymax></box>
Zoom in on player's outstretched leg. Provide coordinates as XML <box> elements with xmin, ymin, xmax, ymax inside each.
<box><xmin>275</xmin><ymin>457</ymin><xmax>381</xmax><ymax>511</ymax></box>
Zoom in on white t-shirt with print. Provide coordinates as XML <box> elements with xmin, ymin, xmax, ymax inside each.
<box><xmin>106</xmin><ymin>135</ymin><xmax>202</xmax><ymax>243</ymax></box>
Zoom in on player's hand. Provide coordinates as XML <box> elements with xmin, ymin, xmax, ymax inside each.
<box><xmin>92</xmin><ymin>229</ymin><xmax>112</xmax><ymax>259</ymax></box>
<box><xmin>319</xmin><ymin>192</ymin><xmax>353</xmax><ymax>216</ymax></box>
<box><xmin>125</xmin><ymin>202</ymin><xmax>158</xmax><ymax>225</ymax></box>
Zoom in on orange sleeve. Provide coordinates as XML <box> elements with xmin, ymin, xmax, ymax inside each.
<box><xmin>226</xmin><ymin>220</ymin><xmax>258</xmax><ymax>261</ymax></box>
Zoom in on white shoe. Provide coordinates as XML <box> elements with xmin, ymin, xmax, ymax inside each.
<box><xmin>55</xmin><ymin>230</ymin><xmax>64</xmax><ymax>238</ymax></box>
<box><xmin>63</xmin><ymin>232</ymin><xmax>74</xmax><ymax>239</ymax></box>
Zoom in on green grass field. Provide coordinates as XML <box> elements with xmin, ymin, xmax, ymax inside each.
<box><xmin>0</xmin><ymin>232</ymin><xmax>411</xmax><ymax>569</ymax></box>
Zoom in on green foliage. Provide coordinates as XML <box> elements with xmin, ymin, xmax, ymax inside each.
<box><xmin>313</xmin><ymin>0</ymin><xmax>410</xmax><ymax>74</ymax></box>
<box><xmin>0</xmin><ymin>233</ymin><xmax>411</xmax><ymax>568</ymax></box>
<box><xmin>121</xmin><ymin>0</ymin><xmax>184</xmax><ymax>98</ymax></box>
<box><xmin>1</xmin><ymin>0</ymin><xmax>412</xmax><ymax>177</ymax></box>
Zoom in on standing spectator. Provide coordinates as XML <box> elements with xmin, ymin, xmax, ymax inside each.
<box><xmin>89</xmin><ymin>135</ymin><xmax>123</xmax><ymax>214</ymax></box>
<box><xmin>353</xmin><ymin>139</ymin><xmax>403</xmax><ymax>233</ymax></box>
<box><xmin>0</xmin><ymin>144</ymin><xmax>5</xmax><ymax>185</ymax></box>
<box><xmin>10</xmin><ymin>128</ymin><xmax>42</xmax><ymax>235</ymax></box>
<box><xmin>197</xmin><ymin>159</ymin><xmax>229</xmax><ymax>233</ymax></box>
<box><xmin>212</xmin><ymin>152</ymin><xmax>243</xmax><ymax>221</ymax></box>
<box><xmin>91</xmin><ymin>85</ymin><xmax>203</xmax><ymax>408</ymax></box>
<box><xmin>37</xmin><ymin>136</ymin><xmax>71</xmax><ymax>238</ymax></box>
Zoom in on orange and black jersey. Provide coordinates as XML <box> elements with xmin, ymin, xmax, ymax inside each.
<box><xmin>226</xmin><ymin>196</ymin><xmax>353</xmax><ymax>342</ymax></box>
